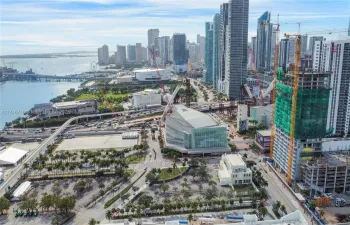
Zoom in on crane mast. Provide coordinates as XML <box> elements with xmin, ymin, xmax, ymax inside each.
<box><xmin>286</xmin><ymin>30</ymin><xmax>302</xmax><ymax>185</ymax></box>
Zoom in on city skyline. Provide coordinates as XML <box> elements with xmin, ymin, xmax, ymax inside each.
<box><xmin>1</xmin><ymin>0</ymin><xmax>349</xmax><ymax>55</ymax></box>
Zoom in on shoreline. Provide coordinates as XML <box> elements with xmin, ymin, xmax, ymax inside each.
<box><xmin>0</xmin><ymin>81</ymin><xmax>82</xmax><ymax>129</ymax></box>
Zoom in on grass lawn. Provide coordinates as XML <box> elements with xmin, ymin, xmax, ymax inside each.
<box><xmin>74</xmin><ymin>93</ymin><xmax>129</xmax><ymax>101</ymax></box>
<box><xmin>233</xmin><ymin>184</ymin><xmax>256</xmax><ymax>195</ymax></box>
<box><xmin>75</xmin><ymin>93</ymin><xmax>98</xmax><ymax>100</ymax></box>
<box><xmin>158</xmin><ymin>167</ymin><xmax>188</xmax><ymax>181</ymax></box>
<box><xmin>126</xmin><ymin>154</ymin><xmax>146</xmax><ymax>164</ymax></box>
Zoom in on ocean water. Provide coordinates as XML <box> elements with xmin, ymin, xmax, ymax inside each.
<box><xmin>0</xmin><ymin>55</ymin><xmax>97</xmax><ymax>128</ymax></box>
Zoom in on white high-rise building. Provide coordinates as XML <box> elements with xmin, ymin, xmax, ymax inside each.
<box><xmin>188</xmin><ymin>42</ymin><xmax>200</xmax><ymax>63</ymax></box>
<box><xmin>116</xmin><ymin>45</ymin><xmax>126</xmax><ymax>65</ymax></box>
<box><xmin>319</xmin><ymin>39</ymin><xmax>350</xmax><ymax>135</ymax></box>
<box><xmin>97</xmin><ymin>44</ymin><xmax>109</xmax><ymax>65</ymax></box>
<box><xmin>312</xmin><ymin>40</ymin><xmax>324</xmax><ymax>71</ymax></box>
<box><xmin>147</xmin><ymin>29</ymin><xmax>160</xmax><ymax>61</ymax></box>
<box><xmin>135</xmin><ymin>43</ymin><xmax>142</xmax><ymax>63</ymax></box>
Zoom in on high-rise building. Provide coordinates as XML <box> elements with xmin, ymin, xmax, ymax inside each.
<box><xmin>300</xmin><ymin>35</ymin><xmax>308</xmax><ymax>55</ymax></box>
<box><xmin>148</xmin><ymin>29</ymin><xmax>160</xmax><ymax>60</ymax></box>
<box><xmin>224</xmin><ymin>0</ymin><xmax>249</xmax><ymax>100</ymax></box>
<box><xmin>98</xmin><ymin>47</ymin><xmax>102</xmax><ymax>64</ymax></box>
<box><xmin>270</xmin><ymin>27</ymin><xmax>277</xmax><ymax>69</ymax></box>
<box><xmin>278</xmin><ymin>38</ymin><xmax>297</xmax><ymax>68</ymax></box>
<box><xmin>256</xmin><ymin>11</ymin><xmax>272</xmax><ymax>71</ymax></box>
<box><xmin>348</xmin><ymin>17</ymin><xmax>350</xmax><ymax>36</ymax></box>
<box><xmin>188</xmin><ymin>42</ymin><xmax>200</xmax><ymax>63</ymax></box>
<box><xmin>309</xmin><ymin>36</ymin><xmax>323</xmax><ymax>56</ymax></box>
<box><xmin>218</xmin><ymin>3</ymin><xmax>229</xmax><ymax>92</ymax></box>
<box><xmin>273</xmin><ymin>69</ymin><xmax>331</xmax><ymax>180</ymax></box>
<box><xmin>127</xmin><ymin>45</ymin><xmax>136</xmax><ymax>61</ymax></box>
<box><xmin>318</xmin><ymin>40</ymin><xmax>350</xmax><ymax>135</ymax></box>
<box><xmin>212</xmin><ymin>14</ymin><xmax>220</xmax><ymax>90</ymax></box>
<box><xmin>135</xmin><ymin>43</ymin><xmax>142</xmax><ymax>63</ymax></box>
<box><xmin>197</xmin><ymin>35</ymin><xmax>205</xmax><ymax>62</ymax></box>
<box><xmin>312</xmin><ymin>40</ymin><xmax>324</xmax><ymax>71</ymax></box>
<box><xmin>159</xmin><ymin>36</ymin><xmax>170</xmax><ymax>66</ymax></box>
<box><xmin>97</xmin><ymin>44</ymin><xmax>109</xmax><ymax>65</ymax></box>
<box><xmin>116</xmin><ymin>45</ymin><xmax>126</xmax><ymax>65</ymax></box>
<box><xmin>278</xmin><ymin>39</ymin><xmax>289</xmax><ymax>68</ymax></box>
<box><xmin>171</xmin><ymin>33</ymin><xmax>188</xmax><ymax>73</ymax></box>
<box><xmin>141</xmin><ymin>47</ymin><xmax>148</xmax><ymax>62</ymax></box>
<box><xmin>251</xmin><ymin>37</ymin><xmax>257</xmax><ymax>67</ymax></box>
<box><xmin>287</xmin><ymin>37</ymin><xmax>297</xmax><ymax>66</ymax></box>
<box><xmin>205</xmin><ymin>22</ymin><xmax>213</xmax><ymax>84</ymax></box>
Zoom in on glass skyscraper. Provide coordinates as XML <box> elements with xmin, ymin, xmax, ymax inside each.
<box><xmin>205</xmin><ymin>22</ymin><xmax>213</xmax><ymax>84</ymax></box>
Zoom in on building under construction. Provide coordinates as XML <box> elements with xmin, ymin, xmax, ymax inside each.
<box><xmin>273</xmin><ymin>68</ymin><xmax>331</xmax><ymax>181</ymax></box>
<box><xmin>302</xmin><ymin>151</ymin><xmax>350</xmax><ymax>194</ymax></box>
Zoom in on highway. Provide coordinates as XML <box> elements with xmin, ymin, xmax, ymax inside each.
<box><xmin>0</xmin><ymin>111</ymin><xmax>138</xmax><ymax>196</ymax></box>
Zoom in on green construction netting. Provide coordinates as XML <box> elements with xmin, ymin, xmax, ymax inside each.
<box><xmin>274</xmin><ymin>83</ymin><xmax>330</xmax><ymax>139</ymax></box>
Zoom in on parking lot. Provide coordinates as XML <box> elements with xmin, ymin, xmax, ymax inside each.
<box><xmin>11</xmin><ymin>142</ymin><xmax>39</xmax><ymax>151</ymax></box>
<box><xmin>56</xmin><ymin>134</ymin><xmax>138</xmax><ymax>151</ymax></box>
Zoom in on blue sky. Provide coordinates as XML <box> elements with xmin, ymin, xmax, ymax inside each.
<box><xmin>0</xmin><ymin>0</ymin><xmax>349</xmax><ymax>55</ymax></box>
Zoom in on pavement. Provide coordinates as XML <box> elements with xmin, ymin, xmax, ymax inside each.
<box><xmin>55</xmin><ymin>134</ymin><xmax>138</xmax><ymax>151</ymax></box>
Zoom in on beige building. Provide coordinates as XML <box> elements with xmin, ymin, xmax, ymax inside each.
<box><xmin>218</xmin><ymin>154</ymin><xmax>252</xmax><ymax>186</ymax></box>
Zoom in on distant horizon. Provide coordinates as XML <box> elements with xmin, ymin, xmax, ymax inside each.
<box><xmin>1</xmin><ymin>0</ymin><xmax>349</xmax><ymax>55</ymax></box>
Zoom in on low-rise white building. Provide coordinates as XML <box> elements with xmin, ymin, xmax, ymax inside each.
<box><xmin>34</xmin><ymin>99</ymin><xmax>98</xmax><ymax>119</ymax></box>
<box><xmin>0</xmin><ymin>147</ymin><xmax>28</xmax><ymax>167</ymax></box>
<box><xmin>218</xmin><ymin>154</ymin><xmax>252</xmax><ymax>186</ymax></box>
<box><xmin>133</xmin><ymin>68</ymin><xmax>171</xmax><ymax>82</ymax></box>
<box><xmin>12</xmin><ymin>181</ymin><xmax>31</xmax><ymax>201</ymax></box>
<box><xmin>132</xmin><ymin>89</ymin><xmax>161</xmax><ymax>109</ymax></box>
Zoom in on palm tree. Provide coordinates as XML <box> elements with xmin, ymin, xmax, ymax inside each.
<box><xmin>259</xmin><ymin>206</ymin><xmax>268</xmax><ymax>219</ymax></box>
<box><xmin>105</xmin><ymin>210</ymin><xmax>112</xmax><ymax>222</ymax></box>
<box><xmin>23</xmin><ymin>163</ymin><xmax>29</xmax><ymax>176</ymax></box>
<box><xmin>239</xmin><ymin>198</ymin><xmax>243</xmax><ymax>206</ymax></box>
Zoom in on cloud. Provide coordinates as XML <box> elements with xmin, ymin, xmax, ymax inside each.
<box><xmin>1</xmin><ymin>0</ymin><xmax>349</xmax><ymax>55</ymax></box>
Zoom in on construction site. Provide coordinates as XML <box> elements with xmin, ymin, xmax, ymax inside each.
<box><xmin>302</xmin><ymin>151</ymin><xmax>350</xmax><ymax>195</ymax></box>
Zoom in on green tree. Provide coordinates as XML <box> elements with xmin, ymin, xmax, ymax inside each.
<box><xmin>0</xmin><ymin>197</ymin><xmax>10</xmax><ymax>214</ymax></box>
<box><xmin>40</xmin><ymin>194</ymin><xmax>54</xmax><ymax>212</ymax></box>
<box><xmin>161</xmin><ymin>184</ymin><xmax>169</xmax><ymax>195</ymax></box>
<box><xmin>88</xmin><ymin>218</ymin><xmax>100</xmax><ymax>225</ymax></box>
<box><xmin>105</xmin><ymin>210</ymin><xmax>112</xmax><ymax>222</ymax></box>
<box><xmin>57</xmin><ymin>196</ymin><xmax>76</xmax><ymax>215</ymax></box>
<box><xmin>188</xmin><ymin>213</ymin><xmax>194</xmax><ymax>222</ymax></box>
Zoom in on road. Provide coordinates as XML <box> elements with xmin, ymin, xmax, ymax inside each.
<box><xmin>0</xmin><ymin>110</ymin><xmax>145</xmax><ymax>196</ymax></box>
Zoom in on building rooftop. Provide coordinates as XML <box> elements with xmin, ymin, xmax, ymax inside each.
<box><xmin>133</xmin><ymin>68</ymin><xmax>166</xmax><ymax>73</ymax></box>
<box><xmin>171</xmin><ymin>105</ymin><xmax>218</xmax><ymax>128</ymax></box>
<box><xmin>13</xmin><ymin>181</ymin><xmax>31</xmax><ymax>198</ymax></box>
<box><xmin>257</xmin><ymin>129</ymin><xmax>271</xmax><ymax>137</ymax></box>
<box><xmin>223</xmin><ymin>154</ymin><xmax>246</xmax><ymax>167</ymax></box>
<box><xmin>0</xmin><ymin>147</ymin><xmax>27</xmax><ymax>164</ymax></box>
<box><xmin>53</xmin><ymin>100</ymin><xmax>94</xmax><ymax>109</ymax></box>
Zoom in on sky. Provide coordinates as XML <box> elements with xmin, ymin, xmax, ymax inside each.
<box><xmin>0</xmin><ymin>0</ymin><xmax>349</xmax><ymax>55</ymax></box>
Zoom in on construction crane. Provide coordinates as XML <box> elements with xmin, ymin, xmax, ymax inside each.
<box><xmin>285</xmin><ymin>23</ymin><xmax>302</xmax><ymax>185</ymax></box>
<box><xmin>269</xmin><ymin>15</ymin><xmax>280</xmax><ymax>160</ymax></box>
<box><xmin>248</xmin><ymin>48</ymin><xmax>264</xmax><ymax>105</ymax></box>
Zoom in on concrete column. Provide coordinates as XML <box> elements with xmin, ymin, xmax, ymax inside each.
<box><xmin>344</xmin><ymin>167</ymin><xmax>348</xmax><ymax>194</ymax></box>
<box><xmin>333</xmin><ymin>166</ymin><xmax>338</xmax><ymax>193</ymax></box>
<box><xmin>324</xmin><ymin>166</ymin><xmax>327</xmax><ymax>193</ymax></box>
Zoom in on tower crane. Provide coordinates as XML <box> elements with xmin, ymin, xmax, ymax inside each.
<box><xmin>269</xmin><ymin>14</ymin><xmax>280</xmax><ymax>160</ymax></box>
